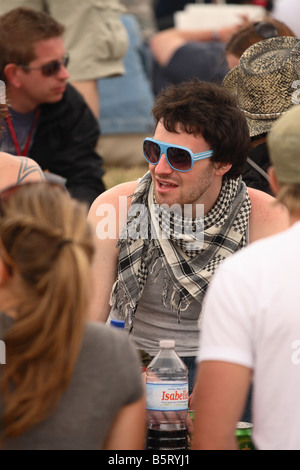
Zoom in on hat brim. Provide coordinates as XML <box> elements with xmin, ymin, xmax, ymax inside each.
<box><xmin>222</xmin><ymin>66</ymin><xmax>239</xmax><ymax>96</ymax></box>
<box><xmin>223</xmin><ymin>67</ymin><xmax>278</xmax><ymax>137</ymax></box>
<box><xmin>245</xmin><ymin>117</ymin><xmax>276</xmax><ymax>138</ymax></box>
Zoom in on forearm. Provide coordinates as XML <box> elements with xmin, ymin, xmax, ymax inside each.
<box><xmin>150</xmin><ymin>28</ymin><xmax>215</xmax><ymax>66</ymax></box>
<box><xmin>192</xmin><ymin>362</ymin><xmax>251</xmax><ymax>450</ymax></box>
<box><xmin>150</xmin><ymin>24</ymin><xmax>245</xmax><ymax>66</ymax></box>
<box><xmin>87</xmin><ymin>198</ymin><xmax>120</xmax><ymax>322</ymax></box>
<box><xmin>88</xmin><ymin>281</ymin><xmax>112</xmax><ymax>323</ymax></box>
<box><xmin>88</xmin><ymin>250</ymin><xmax>118</xmax><ymax>323</ymax></box>
<box><xmin>192</xmin><ymin>427</ymin><xmax>238</xmax><ymax>450</ymax></box>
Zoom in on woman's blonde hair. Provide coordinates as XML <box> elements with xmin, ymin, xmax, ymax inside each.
<box><xmin>0</xmin><ymin>182</ymin><xmax>94</xmax><ymax>443</ymax></box>
<box><xmin>0</xmin><ymin>104</ymin><xmax>8</xmax><ymax>137</ymax></box>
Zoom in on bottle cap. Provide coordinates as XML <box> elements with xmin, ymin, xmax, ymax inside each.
<box><xmin>159</xmin><ymin>340</ymin><xmax>175</xmax><ymax>348</ymax></box>
<box><xmin>110</xmin><ymin>319</ymin><xmax>125</xmax><ymax>329</ymax></box>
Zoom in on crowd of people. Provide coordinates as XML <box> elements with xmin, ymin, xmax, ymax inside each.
<box><xmin>0</xmin><ymin>0</ymin><xmax>300</xmax><ymax>451</ymax></box>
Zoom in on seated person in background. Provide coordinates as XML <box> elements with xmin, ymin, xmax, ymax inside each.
<box><xmin>225</xmin><ymin>17</ymin><xmax>295</xmax><ymax>69</ymax></box>
<box><xmin>97</xmin><ymin>14</ymin><xmax>155</xmax><ymax>169</ymax></box>
<box><xmin>152</xmin><ymin>0</ymin><xmax>274</xmax><ymax>31</ymax></box>
<box><xmin>121</xmin><ymin>0</ymin><xmax>158</xmax><ymax>42</ymax></box>
<box><xmin>0</xmin><ymin>0</ymin><xmax>129</xmax><ymax>119</ymax></box>
<box><xmin>87</xmin><ymin>79</ymin><xmax>289</xmax><ymax>407</ymax></box>
<box><xmin>0</xmin><ymin>182</ymin><xmax>145</xmax><ymax>450</ymax></box>
<box><xmin>0</xmin><ymin>7</ymin><xmax>106</xmax><ymax>207</ymax></box>
<box><xmin>192</xmin><ymin>103</ymin><xmax>300</xmax><ymax>451</ymax></box>
<box><xmin>223</xmin><ymin>34</ymin><xmax>299</xmax><ymax>194</ymax></box>
<box><xmin>0</xmin><ymin>151</ymin><xmax>44</xmax><ymax>188</ymax></box>
<box><xmin>149</xmin><ymin>22</ymin><xmax>241</xmax><ymax>96</ymax></box>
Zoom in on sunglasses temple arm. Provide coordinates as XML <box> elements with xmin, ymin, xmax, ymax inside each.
<box><xmin>193</xmin><ymin>150</ymin><xmax>214</xmax><ymax>161</ymax></box>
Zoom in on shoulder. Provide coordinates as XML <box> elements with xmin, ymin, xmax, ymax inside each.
<box><xmin>87</xmin><ymin>179</ymin><xmax>139</xmax><ymax>245</ymax></box>
<box><xmin>0</xmin><ymin>151</ymin><xmax>19</xmax><ymax>168</ymax></box>
<box><xmin>82</xmin><ymin>322</ymin><xmax>141</xmax><ymax>365</ymax></box>
<box><xmin>218</xmin><ymin>231</ymin><xmax>276</xmax><ymax>276</ymax></box>
<box><xmin>81</xmin><ymin>322</ymin><xmax>144</xmax><ymax>401</ymax></box>
<box><xmin>61</xmin><ymin>84</ymin><xmax>90</xmax><ymax>117</ymax></box>
<box><xmin>64</xmin><ymin>83</ymin><xmax>85</xmax><ymax>104</ymax></box>
<box><xmin>0</xmin><ymin>152</ymin><xmax>44</xmax><ymax>189</ymax></box>
<box><xmin>207</xmin><ymin>224</ymin><xmax>293</xmax><ymax>308</ymax></box>
<box><xmin>42</xmin><ymin>84</ymin><xmax>89</xmax><ymax>117</ymax></box>
<box><xmin>88</xmin><ymin>180</ymin><xmax>139</xmax><ymax>220</ymax></box>
<box><xmin>248</xmin><ymin>187</ymin><xmax>289</xmax><ymax>242</ymax></box>
<box><xmin>82</xmin><ymin>321</ymin><xmax>117</xmax><ymax>349</ymax></box>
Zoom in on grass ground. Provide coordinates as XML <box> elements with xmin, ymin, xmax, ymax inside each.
<box><xmin>103</xmin><ymin>164</ymin><xmax>148</xmax><ymax>190</ymax></box>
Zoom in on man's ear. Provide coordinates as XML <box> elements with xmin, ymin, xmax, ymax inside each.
<box><xmin>4</xmin><ymin>63</ymin><xmax>23</xmax><ymax>88</ymax></box>
<box><xmin>268</xmin><ymin>166</ymin><xmax>279</xmax><ymax>196</ymax></box>
<box><xmin>214</xmin><ymin>162</ymin><xmax>232</xmax><ymax>176</ymax></box>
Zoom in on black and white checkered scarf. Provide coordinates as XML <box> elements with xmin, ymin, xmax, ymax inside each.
<box><xmin>110</xmin><ymin>171</ymin><xmax>251</xmax><ymax>327</ymax></box>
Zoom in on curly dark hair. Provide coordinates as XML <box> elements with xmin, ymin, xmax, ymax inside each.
<box><xmin>152</xmin><ymin>79</ymin><xmax>250</xmax><ymax>179</ymax></box>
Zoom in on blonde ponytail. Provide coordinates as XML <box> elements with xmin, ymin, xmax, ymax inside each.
<box><xmin>0</xmin><ymin>183</ymin><xmax>94</xmax><ymax>442</ymax></box>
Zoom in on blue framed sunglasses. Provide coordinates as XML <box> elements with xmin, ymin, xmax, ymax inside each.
<box><xmin>143</xmin><ymin>138</ymin><xmax>213</xmax><ymax>172</ymax></box>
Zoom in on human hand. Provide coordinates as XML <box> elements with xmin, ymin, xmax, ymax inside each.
<box><xmin>217</xmin><ymin>15</ymin><xmax>250</xmax><ymax>42</ymax></box>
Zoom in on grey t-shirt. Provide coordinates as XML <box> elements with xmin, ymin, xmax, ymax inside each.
<box><xmin>0</xmin><ymin>108</ymin><xmax>39</xmax><ymax>155</ymax></box>
<box><xmin>109</xmin><ymin>258</ymin><xmax>201</xmax><ymax>357</ymax></box>
<box><xmin>0</xmin><ymin>313</ymin><xmax>144</xmax><ymax>450</ymax></box>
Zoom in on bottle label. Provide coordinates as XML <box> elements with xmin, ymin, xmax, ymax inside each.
<box><xmin>146</xmin><ymin>382</ymin><xmax>189</xmax><ymax>411</ymax></box>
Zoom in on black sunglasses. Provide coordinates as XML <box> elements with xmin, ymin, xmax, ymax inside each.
<box><xmin>19</xmin><ymin>53</ymin><xmax>69</xmax><ymax>77</ymax></box>
<box><xmin>254</xmin><ymin>22</ymin><xmax>279</xmax><ymax>40</ymax></box>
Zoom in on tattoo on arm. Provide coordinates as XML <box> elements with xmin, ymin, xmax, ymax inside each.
<box><xmin>16</xmin><ymin>157</ymin><xmax>45</xmax><ymax>183</ymax></box>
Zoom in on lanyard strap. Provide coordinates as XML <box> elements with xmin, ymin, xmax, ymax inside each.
<box><xmin>5</xmin><ymin>108</ymin><xmax>40</xmax><ymax>156</ymax></box>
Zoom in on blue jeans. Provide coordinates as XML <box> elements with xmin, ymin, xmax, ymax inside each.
<box><xmin>181</xmin><ymin>356</ymin><xmax>197</xmax><ymax>395</ymax></box>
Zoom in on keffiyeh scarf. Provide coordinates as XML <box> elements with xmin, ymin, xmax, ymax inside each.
<box><xmin>110</xmin><ymin>171</ymin><xmax>251</xmax><ymax>327</ymax></box>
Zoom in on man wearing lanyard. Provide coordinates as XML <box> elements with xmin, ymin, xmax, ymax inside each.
<box><xmin>0</xmin><ymin>7</ymin><xmax>106</xmax><ymax>207</ymax></box>
<box><xmin>0</xmin><ymin>85</ymin><xmax>44</xmax><ymax>188</ymax></box>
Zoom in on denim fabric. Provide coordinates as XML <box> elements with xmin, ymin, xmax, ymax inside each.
<box><xmin>152</xmin><ymin>41</ymin><xmax>229</xmax><ymax>96</ymax></box>
<box><xmin>241</xmin><ymin>385</ymin><xmax>252</xmax><ymax>423</ymax></box>
<box><xmin>181</xmin><ymin>356</ymin><xmax>197</xmax><ymax>395</ymax></box>
<box><xmin>98</xmin><ymin>14</ymin><xmax>155</xmax><ymax>135</ymax></box>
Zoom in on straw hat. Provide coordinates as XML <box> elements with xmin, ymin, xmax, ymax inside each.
<box><xmin>223</xmin><ymin>36</ymin><xmax>300</xmax><ymax>137</ymax></box>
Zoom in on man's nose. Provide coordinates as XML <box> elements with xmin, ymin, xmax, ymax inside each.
<box><xmin>57</xmin><ymin>63</ymin><xmax>69</xmax><ymax>80</ymax></box>
<box><xmin>155</xmin><ymin>153</ymin><xmax>172</xmax><ymax>174</ymax></box>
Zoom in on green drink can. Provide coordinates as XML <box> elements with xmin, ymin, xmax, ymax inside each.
<box><xmin>235</xmin><ymin>422</ymin><xmax>255</xmax><ymax>450</ymax></box>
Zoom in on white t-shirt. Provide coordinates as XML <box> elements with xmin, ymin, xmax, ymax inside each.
<box><xmin>197</xmin><ymin>221</ymin><xmax>300</xmax><ymax>450</ymax></box>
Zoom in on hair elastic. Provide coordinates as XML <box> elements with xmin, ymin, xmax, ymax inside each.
<box><xmin>57</xmin><ymin>238</ymin><xmax>74</xmax><ymax>250</ymax></box>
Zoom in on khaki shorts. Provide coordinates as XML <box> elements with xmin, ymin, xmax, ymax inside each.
<box><xmin>97</xmin><ymin>133</ymin><xmax>150</xmax><ymax>168</ymax></box>
<box><xmin>0</xmin><ymin>0</ymin><xmax>129</xmax><ymax>80</ymax></box>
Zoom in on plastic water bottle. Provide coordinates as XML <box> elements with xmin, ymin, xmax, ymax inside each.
<box><xmin>145</xmin><ymin>340</ymin><xmax>189</xmax><ymax>450</ymax></box>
